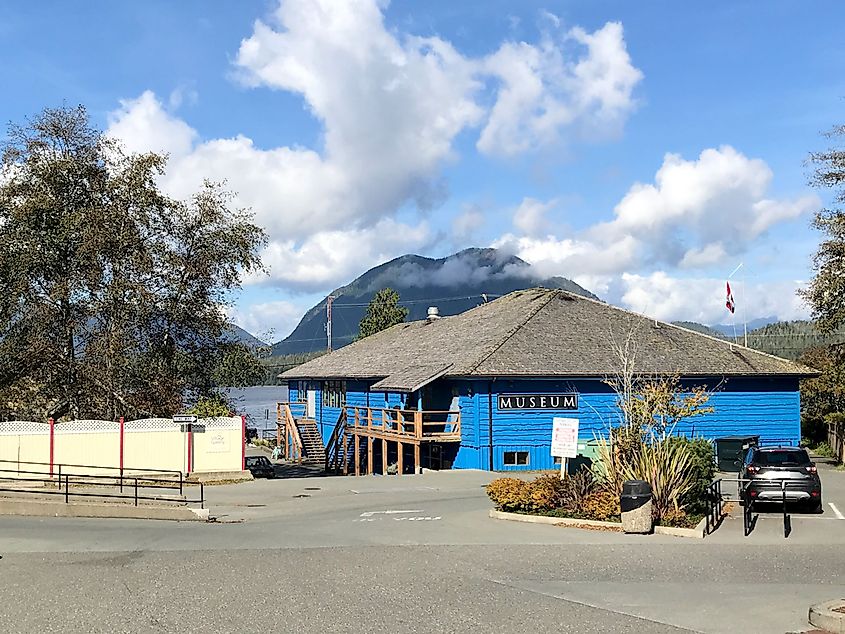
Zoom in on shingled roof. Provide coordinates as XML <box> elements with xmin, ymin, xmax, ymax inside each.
<box><xmin>281</xmin><ymin>288</ymin><xmax>816</xmax><ymax>390</ymax></box>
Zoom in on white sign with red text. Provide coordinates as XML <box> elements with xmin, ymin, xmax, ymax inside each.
<box><xmin>551</xmin><ymin>417</ymin><xmax>579</xmax><ymax>458</ymax></box>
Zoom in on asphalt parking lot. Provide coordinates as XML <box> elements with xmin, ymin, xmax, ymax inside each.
<box><xmin>1</xmin><ymin>461</ymin><xmax>844</xmax><ymax>633</ymax></box>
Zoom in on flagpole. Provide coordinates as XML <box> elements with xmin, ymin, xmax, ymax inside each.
<box><xmin>742</xmin><ymin>266</ymin><xmax>748</xmax><ymax>348</ymax></box>
<box><xmin>728</xmin><ymin>263</ymin><xmax>744</xmax><ymax>346</ymax></box>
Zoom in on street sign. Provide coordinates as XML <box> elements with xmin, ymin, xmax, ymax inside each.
<box><xmin>173</xmin><ymin>414</ymin><xmax>197</xmax><ymax>424</ymax></box>
<box><xmin>551</xmin><ymin>417</ymin><xmax>579</xmax><ymax>458</ymax></box>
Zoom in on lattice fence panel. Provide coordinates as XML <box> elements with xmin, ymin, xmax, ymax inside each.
<box><xmin>124</xmin><ymin>418</ymin><xmax>181</xmax><ymax>433</ymax></box>
<box><xmin>0</xmin><ymin>421</ymin><xmax>50</xmax><ymax>436</ymax></box>
<box><xmin>54</xmin><ymin>419</ymin><xmax>119</xmax><ymax>435</ymax></box>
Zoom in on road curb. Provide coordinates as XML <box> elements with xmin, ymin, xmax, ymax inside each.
<box><xmin>187</xmin><ymin>470</ymin><xmax>253</xmax><ymax>484</ymax></box>
<box><xmin>0</xmin><ymin>498</ymin><xmax>208</xmax><ymax>522</ymax></box>
<box><xmin>809</xmin><ymin>599</ymin><xmax>845</xmax><ymax>633</ymax></box>
<box><xmin>489</xmin><ymin>509</ymin><xmax>706</xmax><ymax>538</ymax></box>
<box><xmin>489</xmin><ymin>509</ymin><xmax>622</xmax><ymax>530</ymax></box>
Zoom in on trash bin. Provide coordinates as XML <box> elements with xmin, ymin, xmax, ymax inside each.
<box><xmin>715</xmin><ymin>435</ymin><xmax>759</xmax><ymax>472</ymax></box>
<box><xmin>621</xmin><ymin>479</ymin><xmax>653</xmax><ymax>534</ymax></box>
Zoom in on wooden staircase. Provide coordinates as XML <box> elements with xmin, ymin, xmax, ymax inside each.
<box><xmin>296</xmin><ymin>420</ymin><xmax>326</xmax><ymax>464</ymax></box>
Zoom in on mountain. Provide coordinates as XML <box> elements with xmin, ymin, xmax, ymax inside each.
<box><xmin>671</xmin><ymin>321</ymin><xmax>727</xmax><ymax>339</ymax></box>
<box><xmin>223</xmin><ymin>325</ymin><xmax>268</xmax><ymax>349</ymax></box>
<box><xmin>709</xmin><ymin>316</ymin><xmax>778</xmax><ymax>337</ymax></box>
<box><xmin>744</xmin><ymin>320</ymin><xmax>845</xmax><ymax>361</ymax></box>
<box><xmin>271</xmin><ymin>247</ymin><xmax>598</xmax><ymax>355</ymax></box>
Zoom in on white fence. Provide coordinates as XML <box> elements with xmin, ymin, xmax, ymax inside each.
<box><xmin>0</xmin><ymin>417</ymin><xmax>244</xmax><ymax>476</ymax></box>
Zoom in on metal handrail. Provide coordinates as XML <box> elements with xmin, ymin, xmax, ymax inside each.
<box><xmin>0</xmin><ymin>458</ymin><xmax>183</xmax><ymax>480</ymax></box>
<box><xmin>0</xmin><ymin>466</ymin><xmax>204</xmax><ymax>509</ymax></box>
<box><xmin>706</xmin><ymin>477</ymin><xmax>793</xmax><ymax>538</ymax></box>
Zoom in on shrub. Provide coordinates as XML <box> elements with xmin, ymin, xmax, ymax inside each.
<box><xmin>619</xmin><ymin>439</ymin><xmax>696</xmax><ymax>522</ymax></box>
<box><xmin>581</xmin><ymin>490</ymin><xmax>620</xmax><ymax>521</ymax></box>
<box><xmin>666</xmin><ymin>437</ymin><xmax>715</xmax><ymax>515</ymax></box>
<box><xmin>812</xmin><ymin>441</ymin><xmax>836</xmax><ymax>459</ymax></box>
<box><xmin>486</xmin><ymin>478</ymin><xmax>532</xmax><ymax>513</ymax></box>
<box><xmin>559</xmin><ymin>469</ymin><xmax>597</xmax><ymax>511</ymax></box>
<box><xmin>658</xmin><ymin>508</ymin><xmax>689</xmax><ymax>528</ymax></box>
<box><xmin>529</xmin><ymin>474</ymin><xmax>567</xmax><ymax>511</ymax></box>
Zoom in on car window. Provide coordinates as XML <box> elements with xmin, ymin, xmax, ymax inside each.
<box><xmin>245</xmin><ymin>457</ymin><xmax>258</xmax><ymax>466</ymax></box>
<box><xmin>754</xmin><ymin>450</ymin><xmax>810</xmax><ymax>467</ymax></box>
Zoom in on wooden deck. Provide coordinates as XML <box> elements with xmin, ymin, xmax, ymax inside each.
<box><xmin>277</xmin><ymin>402</ymin><xmax>461</xmax><ymax>476</ymax></box>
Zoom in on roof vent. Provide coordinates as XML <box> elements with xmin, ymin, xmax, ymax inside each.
<box><xmin>427</xmin><ymin>306</ymin><xmax>441</xmax><ymax>321</ymax></box>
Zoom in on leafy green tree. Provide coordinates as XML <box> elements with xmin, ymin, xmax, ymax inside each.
<box><xmin>802</xmin><ymin>126</ymin><xmax>845</xmax><ymax>332</ymax></box>
<box><xmin>212</xmin><ymin>343</ymin><xmax>268</xmax><ymax>388</ymax></box>
<box><xmin>0</xmin><ymin>105</ymin><xmax>265</xmax><ymax>419</ymax></box>
<box><xmin>357</xmin><ymin>288</ymin><xmax>408</xmax><ymax>340</ymax></box>
<box><xmin>799</xmin><ymin>344</ymin><xmax>845</xmax><ymax>442</ymax></box>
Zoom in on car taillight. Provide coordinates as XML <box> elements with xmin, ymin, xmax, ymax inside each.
<box><xmin>749</xmin><ymin>490</ymin><xmax>758</xmax><ymax>497</ymax></box>
<box><xmin>806</xmin><ymin>466</ymin><xmax>817</xmax><ymax>473</ymax></box>
<box><xmin>746</xmin><ymin>465</ymin><xmax>760</xmax><ymax>474</ymax></box>
<box><xmin>811</xmin><ymin>491</ymin><xmax>820</xmax><ymax>497</ymax></box>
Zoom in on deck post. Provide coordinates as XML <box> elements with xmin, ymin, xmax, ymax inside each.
<box><xmin>367</xmin><ymin>436</ymin><xmax>373</xmax><ymax>475</ymax></box>
<box><xmin>382</xmin><ymin>438</ymin><xmax>388</xmax><ymax>475</ymax></box>
<box><xmin>413</xmin><ymin>442</ymin><xmax>421</xmax><ymax>475</ymax></box>
<box><xmin>397</xmin><ymin>441</ymin><xmax>403</xmax><ymax>475</ymax></box>
<box><xmin>354</xmin><ymin>432</ymin><xmax>360</xmax><ymax>476</ymax></box>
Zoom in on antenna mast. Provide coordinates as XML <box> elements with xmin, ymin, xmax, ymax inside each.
<box><xmin>326</xmin><ymin>295</ymin><xmax>335</xmax><ymax>352</ymax></box>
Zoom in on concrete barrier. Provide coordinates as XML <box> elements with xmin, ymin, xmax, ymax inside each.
<box><xmin>0</xmin><ymin>498</ymin><xmax>208</xmax><ymax>521</ymax></box>
<box><xmin>809</xmin><ymin>599</ymin><xmax>845</xmax><ymax>633</ymax></box>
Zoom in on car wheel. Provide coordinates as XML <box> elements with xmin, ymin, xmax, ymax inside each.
<box><xmin>808</xmin><ymin>499</ymin><xmax>823</xmax><ymax>514</ymax></box>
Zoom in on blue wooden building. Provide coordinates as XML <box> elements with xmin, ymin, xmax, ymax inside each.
<box><xmin>279</xmin><ymin>288</ymin><xmax>814</xmax><ymax>474</ymax></box>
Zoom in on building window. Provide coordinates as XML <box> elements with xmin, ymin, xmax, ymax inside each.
<box><xmin>503</xmin><ymin>451</ymin><xmax>529</xmax><ymax>466</ymax></box>
<box><xmin>324</xmin><ymin>380</ymin><xmax>346</xmax><ymax>408</ymax></box>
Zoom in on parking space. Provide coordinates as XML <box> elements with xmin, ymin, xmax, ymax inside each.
<box><xmin>709</xmin><ymin>459</ymin><xmax>845</xmax><ymax>544</ymax></box>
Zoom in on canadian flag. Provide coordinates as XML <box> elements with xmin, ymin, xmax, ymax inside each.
<box><xmin>725</xmin><ymin>281</ymin><xmax>735</xmax><ymax>314</ymax></box>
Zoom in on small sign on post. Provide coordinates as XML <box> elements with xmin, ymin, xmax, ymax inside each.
<box><xmin>174</xmin><ymin>414</ymin><xmax>197</xmax><ymax>432</ymax></box>
<box><xmin>551</xmin><ymin>417</ymin><xmax>579</xmax><ymax>479</ymax></box>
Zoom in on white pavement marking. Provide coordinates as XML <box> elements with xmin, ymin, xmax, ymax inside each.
<box><xmin>829</xmin><ymin>502</ymin><xmax>845</xmax><ymax>520</ymax></box>
<box><xmin>393</xmin><ymin>516</ymin><xmax>441</xmax><ymax>521</ymax></box>
<box><xmin>360</xmin><ymin>509</ymin><xmax>423</xmax><ymax>517</ymax></box>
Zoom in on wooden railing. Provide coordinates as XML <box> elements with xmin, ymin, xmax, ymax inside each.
<box><xmin>325</xmin><ymin>409</ymin><xmax>348</xmax><ymax>474</ymax></box>
<box><xmin>344</xmin><ymin>406</ymin><xmax>461</xmax><ymax>442</ymax></box>
<box><xmin>276</xmin><ymin>402</ymin><xmax>305</xmax><ymax>462</ymax></box>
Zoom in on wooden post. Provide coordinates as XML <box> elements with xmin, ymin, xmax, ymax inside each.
<box><xmin>343</xmin><ymin>433</ymin><xmax>349</xmax><ymax>475</ymax></box>
<box><xmin>397</xmin><ymin>441</ymin><xmax>403</xmax><ymax>476</ymax></box>
<box><xmin>354</xmin><ymin>432</ymin><xmax>360</xmax><ymax>476</ymax></box>
<box><xmin>367</xmin><ymin>436</ymin><xmax>373</xmax><ymax>475</ymax></box>
<box><xmin>413</xmin><ymin>442</ymin><xmax>421</xmax><ymax>475</ymax></box>
<box><xmin>414</xmin><ymin>410</ymin><xmax>422</xmax><ymax>440</ymax></box>
<box><xmin>382</xmin><ymin>438</ymin><xmax>388</xmax><ymax>475</ymax></box>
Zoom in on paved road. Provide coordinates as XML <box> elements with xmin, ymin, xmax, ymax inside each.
<box><xmin>1</xmin><ymin>465</ymin><xmax>844</xmax><ymax>633</ymax></box>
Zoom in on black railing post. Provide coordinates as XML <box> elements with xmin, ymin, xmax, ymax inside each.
<box><xmin>782</xmin><ymin>481</ymin><xmax>790</xmax><ymax>538</ymax></box>
<box><xmin>134</xmin><ymin>478</ymin><xmax>138</xmax><ymax>507</ymax></box>
<box><xmin>179</xmin><ymin>471</ymin><xmax>183</xmax><ymax>497</ymax></box>
<box><xmin>57</xmin><ymin>463</ymin><xmax>61</xmax><ymax>490</ymax></box>
<box><xmin>119</xmin><ymin>467</ymin><xmax>124</xmax><ymax>493</ymax></box>
<box><xmin>64</xmin><ymin>473</ymin><xmax>69</xmax><ymax>503</ymax></box>
<box><xmin>200</xmin><ymin>482</ymin><xmax>204</xmax><ymax>509</ymax></box>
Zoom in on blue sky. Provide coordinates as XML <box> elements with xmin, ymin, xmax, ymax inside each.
<box><xmin>2</xmin><ymin>1</ymin><xmax>843</xmax><ymax>340</ymax></box>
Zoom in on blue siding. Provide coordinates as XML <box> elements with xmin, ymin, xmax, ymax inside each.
<box><xmin>479</xmin><ymin>376</ymin><xmax>800</xmax><ymax>471</ymax></box>
<box><xmin>289</xmin><ymin>374</ymin><xmax>801</xmax><ymax>473</ymax></box>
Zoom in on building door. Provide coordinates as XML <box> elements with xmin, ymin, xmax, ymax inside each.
<box><xmin>306</xmin><ymin>385</ymin><xmax>317</xmax><ymax>419</ymax></box>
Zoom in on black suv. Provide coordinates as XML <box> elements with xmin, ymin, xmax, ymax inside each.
<box><xmin>742</xmin><ymin>446</ymin><xmax>822</xmax><ymax>512</ymax></box>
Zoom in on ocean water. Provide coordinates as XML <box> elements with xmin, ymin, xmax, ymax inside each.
<box><xmin>220</xmin><ymin>385</ymin><xmax>289</xmax><ymax>433</ymax></box>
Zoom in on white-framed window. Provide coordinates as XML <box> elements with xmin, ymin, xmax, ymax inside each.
<box><xmin>503</xmin><ymin>451</ymin><xmax>529</xmax><ymax>466</ymax></box>
<box><xmin>324</xmin><ymin>380</ymin><xmax>346</xmax><ymax>408</ymax></box>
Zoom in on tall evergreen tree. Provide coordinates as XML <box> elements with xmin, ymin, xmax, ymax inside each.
<box><xmin>357</xmin><ymin>288</ymin><xmax>408</xmax><ymax>340</ymax></box>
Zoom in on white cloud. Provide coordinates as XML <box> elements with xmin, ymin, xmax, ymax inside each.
<box><xmin>512</xmin><ymin>197</ymin><xmax>554</xmax><ymax>236</ymax></box>
<box><xmin>619</xmin><ymin>272</ymin><xmax>810</xmax><ymax>325</ymax></box>
<box><xmin>451</xmin><ymin>205</ymin><xmax>485</xmax><ymax>240</ymax></box>
<box><xmin>478</xmin><ymin>21</ymin><xmax>642</xmax><ymax>156</ymax></box>
<box><xmin>496</xmin><ymin>146</ymin><xmax>819</xmax><ymax>282</ymax></box>
<box><xmin>246</xmin><ymin>218</ymin><xmax>433</xmax><ymax>292</ymax></box>
<box><xmin>107</xmin><ymin>91</ymin><xmax>196</xmax><ymax>158</ymax></box>
<box><xmin>106</xmin><ymin>2</ymin><xmax>643</xmax><ymax>291</ymax></box>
